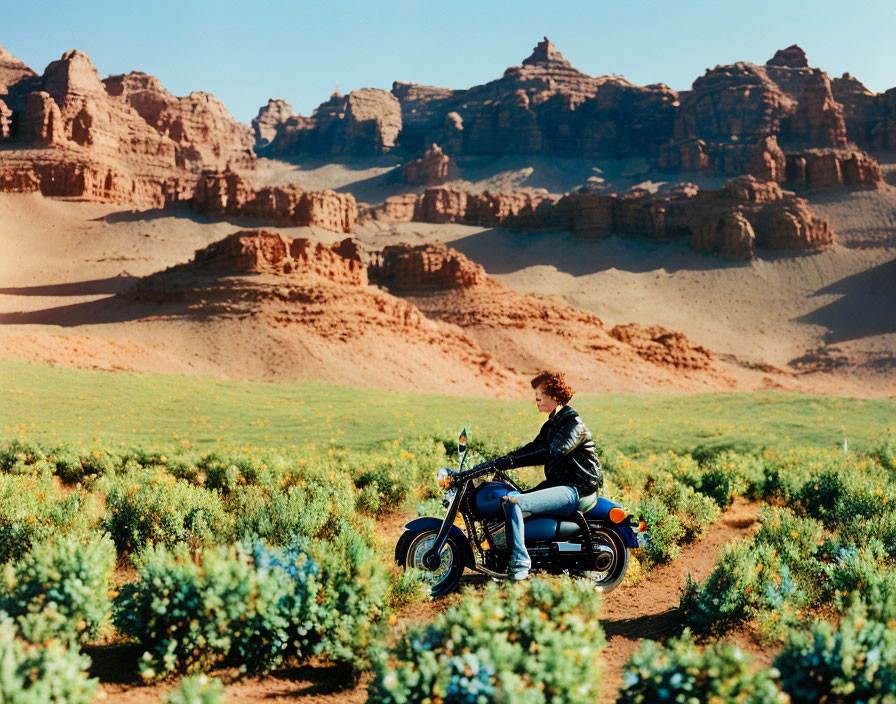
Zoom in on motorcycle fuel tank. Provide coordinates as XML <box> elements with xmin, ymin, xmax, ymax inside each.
<box><xmin>472</xmin><ymin>481</ymin><xmax>513</xmax><ymax>517</ymax></box>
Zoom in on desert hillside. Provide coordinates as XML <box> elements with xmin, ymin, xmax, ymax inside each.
<box><xmin>1</xmin><ymin>39</ymin><xmax>895</xmax><ymax>397</ymax></box>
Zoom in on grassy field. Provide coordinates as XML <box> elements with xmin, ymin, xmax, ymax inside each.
<box><xmin>1</xmin><ymin>358</ymin><xmax>893</xmax><ymax>454</ymax></box>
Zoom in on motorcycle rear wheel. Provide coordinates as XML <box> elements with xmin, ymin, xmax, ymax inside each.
<box><xmin>574</xmin><ymin>527</ymin><xmax>629</xmax><ymax>592</ymax></box>
<box><xmin>397</xmin><ymin>529</ymin><xmax>464</xmax><ymax>597</ymax></box>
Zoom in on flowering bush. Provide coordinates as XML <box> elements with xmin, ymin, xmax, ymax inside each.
<box><xmin>0</xmin><ymin>473</ymin><xmax>98</xmax><ymax>563</ymax></box>
<box><xmin>681</xmin><ymin>507</ymin><xmax>824</xmax><ymax>636</ymax></box>
<box><xmin>116</xmin><ymin>533</ymin><xmax>391</xmax><ymax>679</ymax></box>
<box><xmin>103</xmin><ymin>469</ymin><xmax>231</xmax><ymax>552</ymax></box>
<box><xmin>0</xmin><ymin>532</ymin><xmax>115</xmax><ymax>644</ymax></box>
<box><xmin>114</xmin><ymin>543</ymin><xmax>295</xmax><ymax>678</ymax></box>
<box><xmin>368</xmin><ymin>578</ymin><xmax>605</xmax><ymax>704</ymax></box>
<box><xmin>619</xmin><ymin>629</ymin><xmax>786</xmax><ymax>703</ymax></box>
<box><xmin>776</xmin><ymin>602</ymin><xmax>896</xmax><ymax>703</ymax></box>
<box><xmin>0</xmin><ymin>615</ymin><xmax>97</xmax><ymax>704</ymax></box>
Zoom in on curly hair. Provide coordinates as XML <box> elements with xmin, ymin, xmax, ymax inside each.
<box><xmin>530</xmin><ymin>370</ymin><xmax>574</xmax><ymax>406</ymax></box>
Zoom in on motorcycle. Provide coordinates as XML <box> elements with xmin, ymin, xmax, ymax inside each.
<box><xmin>395</xmin><ymin>429</ymin><xmax>648</xmax><ymax>596</ymax></box>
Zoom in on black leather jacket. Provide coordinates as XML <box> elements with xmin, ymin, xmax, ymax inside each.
<box><xmin>508</xmin><ymin>406</ymin><xmax>602</xmax><ymax>495</ymax></box>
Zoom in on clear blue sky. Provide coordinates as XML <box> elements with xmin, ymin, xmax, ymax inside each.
<box><xmin>4</xmin><ymin>0</ymin><xmax>895</xmax><ymax>124</ymax></box>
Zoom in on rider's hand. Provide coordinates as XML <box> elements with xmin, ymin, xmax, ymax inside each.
<box><xmin>492</xmin><ymin>455</ymin><xmax>514</xmax><ymax>471</ymax></box>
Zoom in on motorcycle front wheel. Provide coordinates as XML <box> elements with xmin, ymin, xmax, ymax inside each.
<box><xmin>574</xmin><ymin>526</ymin><xmax>629</xmax><ymax>592</ymax></box>
<box><xmin>396</xmin><ymin>529</ymin><xmax>464</xmax><ymax>597</ymax></box>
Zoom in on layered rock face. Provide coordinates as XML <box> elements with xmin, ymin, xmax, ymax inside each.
<box><xmin>262</xmin><ymin>88</ymin><xmax>402</xmax><ymax>156</ymax></box>
<box><xmin>832</xmin><ymin>74</ymin><xmax>896</xmax><ymax>151</ymax></box>
<box><xmin>369</xmin><ymin>243</ymin><xmax>487</xmax><ymax>291</ymax></box>
<box><xmin>370</xmin><ymin>175</ymin><xmax>833</xmax><ymax>260</ymax></box>
<box><xmin>193</xmin><ymin>169</ymin><xmax>357</xmax><ymax>233</ymax></box>
<box><xmin>259</xmin><ymin>38</ymin><xmax>677</xmax><ymax>160</ymax></box>
<box><xmin>402</xmin><ymin>143</ymin><xmax>458</xmax><ymax>185</ymax></box>
<box><xmin>0</xmin><ymin>47</ymin><xmax>255</xmax><ymax>207</ymax></box>
<box><xmin>103</xmin><ymin>71</ymin><xmax>255</xmax><ymax>170</ymax></box>
<box><xmin>251</xmin><ymin>98</ymin><xmax>293</xmax><ymax>148</ymax></box>
<box><xmin>135</xmin><ymin>229</ymin><xmax>366</xmax><ymax>289</ymax></box>
<box><xmin>609</xmin><ymin>324</ymin><xmax>713</xmax><ymax>370</ymax></box>
<box><xmin>660</xmin><ymin>45</ymin><xmax>880</xmax><ymax>185</ymax></box>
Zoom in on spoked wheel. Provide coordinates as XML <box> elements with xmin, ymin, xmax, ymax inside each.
<box><xmin>574</xmin><ymin>527</ymin><xmax>629</xmax><ymax>593</ymax></box>
<box><xmin>397</xmin><ymin>529</ymin><xmax>463</xmax><ymax>597</ymax></box>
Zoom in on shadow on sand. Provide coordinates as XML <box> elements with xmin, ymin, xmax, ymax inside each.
<box><xmin>797</xmin><ymin>258</ymin><xmax>896</xmax><ymax>343</ymax></box>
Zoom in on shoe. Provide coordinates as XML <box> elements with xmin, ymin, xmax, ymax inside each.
<box><xmin>510</xmin><ymin>569</ymin><xmax>530</xmax><ymax>582</ymax></box>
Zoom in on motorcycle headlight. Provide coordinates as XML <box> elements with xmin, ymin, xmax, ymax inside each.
<box><xmin>437</xmin><ymin>467</ymin><xmax>454</xmax><ymax>490</ymax></box>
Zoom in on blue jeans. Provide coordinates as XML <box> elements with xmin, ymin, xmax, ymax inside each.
<box><xmin>502</xmin><ymin>485</ymin><xmax>579</xmax><ymax>572</ymax></box>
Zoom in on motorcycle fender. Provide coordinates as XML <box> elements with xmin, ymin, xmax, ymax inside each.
<box><xmin>400</xmin><ymin>517</ymin><xmax>477</xmax><ymax>568</ymax></box>
<box><xmin>594</xmin><ymin>522</ymin><xmax>640</xmax><ymax>549</ymax></box>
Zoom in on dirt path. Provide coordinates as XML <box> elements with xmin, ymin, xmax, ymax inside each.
<box><xmin>595</xmin><ymin>497</ymin><xmax>761</xmax><ymax>703</ymax></box>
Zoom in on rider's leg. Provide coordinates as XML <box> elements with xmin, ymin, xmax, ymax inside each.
<box><xmin>502</xmin><ymin>485</ymin><xmax>579</xmax><ymax>577</ymax></box>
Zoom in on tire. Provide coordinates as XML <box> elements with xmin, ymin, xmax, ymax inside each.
<box><xmin>575</xmin><ymin>527</ymin><xmax>629</xmax><ymax>593</ymax></box>
<box><xmin>397</xmin><ymin>529</ymin><xmax>464</xmax><ymax>597</ymax></box>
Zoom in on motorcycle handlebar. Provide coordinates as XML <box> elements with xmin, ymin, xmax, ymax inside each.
<box><xmin>452</xmin><ymin>461</ymin><xmax>498</xmax><ymax>485</ymax></box>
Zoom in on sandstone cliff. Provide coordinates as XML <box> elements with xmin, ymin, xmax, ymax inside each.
<box><xmin>366</xmin><ymin>175</ymin><xmax>833</xmax><ymax>259</ymax></box>
<box><xmin>192</xmin><ymin>169</ymin><xmax>357</xmax><ymax>233</ymax></box>
<box><xmin>0</xmin><ymin>47</ymin><xmax>254</xmax><ymax>208</ymax></box>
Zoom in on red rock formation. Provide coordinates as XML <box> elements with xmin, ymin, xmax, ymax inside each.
<box><xmin>251</xmin><ymin>98</ymin><xmax>293</xmax><ymax>148</ymax></box>
<box><xmin>660</xmin><ymin>46</ymin><xmax>876</xmax><ymax>183</ymax></box>
<box><xmin>371</xmin><ymin>175</ymin><xmax>833</xmax><ymax>257</ymax></box>
<box><xmin>766</xmin><ymin>45</ymin><xmax>810</xmax><ymax>69</ymax></box>
<box><xmin>402</xmin><ymin>144</ymin><xmax>458</xmax><ymax>185</ymax></box>
<box><xmin>0</xmin><ymin>44</ymin><xmax>37</xmax><ymax>96</ymax></box>
<box><xmin>689</xmin><ymin>209</ymin><xmax>756</xmax><ymax>260</ymax></box>
<box><xmin>369</xmin><ymin>243</ymin><xmax>487</xmax><ymax>291</ymax></box>
<box><xmin>0</xmin><ymin>98</ymin><xmax>12</xmax><ymax>139</ymax></box>
<box><xmin>785</xmin><ymin>149</ymin><xmax>882</xmax><ymax>187</ymax></box>
<box><xmin>103</xmin><ymin>71</ymin><xmax>255</xmax><ymax>170</ymax></box>
<box><xmin>181</xmin><ymin>230</ymin><xmax>367</xmax><ymax>284</ymax></box>
<box><xmin>609</xmin><ymin>324</ymin><xmax>713</xmax><ymax>370</ymax></box>
<box><xmin>0</xmin><ymin>47</ymin><xmax>255</xmax><ymax>207</ymax></box>
<box><xmin>262</xmin><ymin>88</ymin><xmax>401</xmax><ymax>156</ymax></box>
<box><xmin>260</xmin><ymin>37</ymin><xmax>677</xmax><ymax>160</ymax></box>
<box><xmin>193</xmin><ymin>169</ymin><xmax>357</xmax><ymax>233</ymax></box>
<box><xmin>831</xmin><ymin>74</ymin><xmax>896</xmax><ymax>152</ymax></box>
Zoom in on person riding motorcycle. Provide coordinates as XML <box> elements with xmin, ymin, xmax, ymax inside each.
<box><xmin>490</xmin><ymin>370</ymin><xmax>602</xmax><ymax>581</ymax></box>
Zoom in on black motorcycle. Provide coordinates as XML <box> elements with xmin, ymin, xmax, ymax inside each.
<box><xmin>396</xmin><ymin>429</ymin><xmax>647</xmax><ymax>596</ymax></box>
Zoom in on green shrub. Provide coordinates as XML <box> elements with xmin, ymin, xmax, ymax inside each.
<box><xmin>824</xmin><ymin>544</ymin><xmax>896</xmax><ymax>622</ymax></box>
<box><xmin>302</xmin><ymin>533</ymin><xmax>391</xmax><ymax>668</ymax></box>
<box><xmin>114</xmin><ymin>543</ymin><xmax>294</xmax><ymax>678</ymax></box>
<box><xmin>368</xmin><ymin>578</ymin><xmax>605</xmax><ymax>704</ymax></box>
<box><xmin>0</xmin><ymin>615</ymin><xmax>97</xmax><ymax>704</ymax></box>
<box><xmin>116</xmin><ymin>534</ymin><xmax>391</xmax><ymax>679</ymax></box>
<box><xmin>797</xmin><ymin>466</ymin><xmax>895</xmax><ymax>527</ymax></box>
<box><xmin>637</xmin><ymin>496</ymin><xmax>686</xmax><ymax>564</ymax></box>
<box><xmin>0</xmin><ymin>439</ymin><xmax>45</xmax><ymax>474</ymax></box>
<box><xmin>619</xmin><ymin>629</ymin><xmax>786</xmax><ymax>704</ymax></box>
<box><xmin>869</xmin><ymin>428</ymin><xmax>896</xmax><ymax>474</ymax></box>
<box><xmin>1</xmin><ymin>532</ymin><xmax>115</xmax><ymax>643</ymax></box>
<box><xmin>386</xmin><ymin>567</ymin><xmax>430</xmax><ymax>610</ymax></box>
<box><xmin>776</xmin><ymin>602</ymin><xmax>896</xmax><ymax>703</ymax></box>
<box><xmin>636</xmin><ymin>476</ymin><xmax>719</xmax><ymax>564</ymax></box>
<box><xmin>103</xmin><ymin>469</ymin><xmax>232</xmax><ymax>552</ymax></box>
<box><xmin>0</xmin><ymin>474</ymin><xmax>98</xmax><ymax>563</ymax></box>
<box><xmin>681</xmin><ymin>541</ymin><xmax>809</xmax><ymax>635</ymax></box>
<box><xmin>164</xmin><ymin>675</ymin><xmax>225</xmax><ymax>704</ymax></box>
<box><xmin>354</xmin><ymin>462</ymin><xmax>413</xmax><ymax>514</ymax></box>
<box><xmin>229</xmin><ymin>471</ymin><xmax>366</xmax><ymax>545</ymax></box>
<box><xmin>695</xmin><ymin>451</ymin><xmax>765</xmax><ymax>508</ymax></box>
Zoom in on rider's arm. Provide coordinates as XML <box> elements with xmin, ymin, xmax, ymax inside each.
<box><xmin>505</xmin><ymin>423</ymin><xmax>551</xmax><ymax>466</ymax></box>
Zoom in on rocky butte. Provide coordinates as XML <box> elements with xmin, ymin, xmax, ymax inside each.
<box><xmin>256</xmin><ymin>39</ymin><xmax>887</xmax><ymax>188</ymax></box>
<box><xmin>0</xmin><ymin>46</ymin><xmax>254</xmax><ymax>207</ymax></box>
